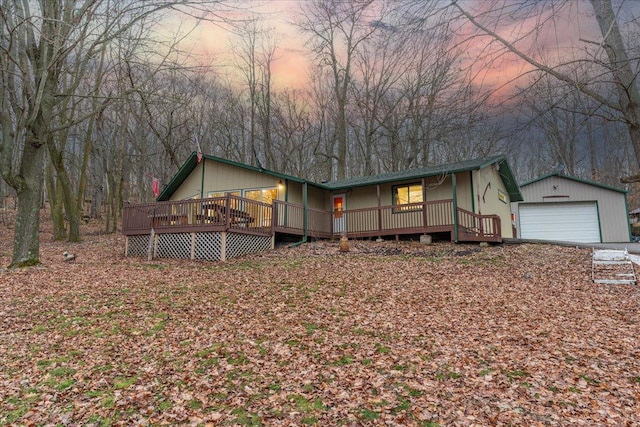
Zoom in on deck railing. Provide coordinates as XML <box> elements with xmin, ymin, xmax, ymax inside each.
<box><xmin>273</xmin><ymin>201</ymin><xmax>332</xmax><ymax>238</ymax></box>
<box><xmin>123</xmin><ymin>197</ymin><xmax>501</xmax><ymax>242</ymax></box>
<box><xmin>333</xmin><ymin>200</ymin><xmax>454</xmax><ymax>238</ymax></box>
<box><xmin>122</xmin><ymin>195</ymin><xmax>272</xmax><ymax>236</ymax></box>
<box><xmin>457</xmin><ymin>208</ymin><xmax>501</xmax><ymax>242</ymax></box>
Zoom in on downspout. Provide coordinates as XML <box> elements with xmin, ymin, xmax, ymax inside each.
<box><xmin>452</xmin><ymin>172</ymin><xmax>458</xmax><ymax>243</ymax></box>
<box><xmin>289</xmin><ymin>181</ymin><xmax>308</xmax><ymax>247</ymax></box>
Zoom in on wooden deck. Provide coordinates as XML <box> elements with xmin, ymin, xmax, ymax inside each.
<box><xmin>123</xmin><ymin>196</ymin><xmax>501</xmax><ymax>243</ymax></box>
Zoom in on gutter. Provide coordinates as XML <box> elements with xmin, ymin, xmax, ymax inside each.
<box><xmin>289</xmin><ymin>181</ymin><xmax>309</xmax><ymax>248</ymax></box>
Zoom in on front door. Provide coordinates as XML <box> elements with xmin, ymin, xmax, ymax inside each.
<box><xmin>332</xmin><ymin>194</ymin><xmax>346</xmax><ymax>234</ymax></box>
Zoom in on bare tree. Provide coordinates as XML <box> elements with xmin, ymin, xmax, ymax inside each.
<box><xmin>450</xmin><ymin>0</ymin><xmax>640</xmax><ymax>183</ymax></box>
<box><xmin>298</xmin><ymin>0</ymin><xmax>380</xmax><ymax>179</ymax></box>
<box><xmin>349</xmin><ymin>27</ymin><xmax>407</xmax><ymax>175</ymax></box>
<box><xmin>231</xmin><ymin>18</ymin><xmax>278</xmax><ymax>169</ymax></box>
<box><xmin>271</xmin><ymin>88</ymin><xmax>316</xmax><ymax>177</ymax></box>
<box><xmin>0</xmin><ymin>0</ymin><xmax>230</xmax><ymax>267</ymax></box>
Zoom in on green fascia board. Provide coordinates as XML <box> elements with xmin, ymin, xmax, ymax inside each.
<box><xmin>158</xmin><ymin>152</ymin><xmax>524</xmax><ymax>203</ymax></box>
<box><xmin>323</xmin><ymin>155</ymin><xmax>523</xmax><ymax>202</ymax></box>
<box><xmin>494</xmin><ymin>157</ymin><xmax>524</xmax><ymax>202</ymax></box>
<box><xmin>157</xmin><ymin>152</ymin><xmax>312</xmax><ymax>201</ymax></box>
<box><xmin>520</xmin><ymin>173</ymin><xmax>627</xmax><ymax>194</ymax></box>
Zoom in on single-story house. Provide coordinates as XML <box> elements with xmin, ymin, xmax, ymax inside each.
<box><xmin>122</xmin><ymin>154</ymin><xmax>523</xmax><ymax>261</ymax></box>
<box><xmin>511</xmin><ymin>173</ymin><xmax>630</xmax><ymax>243</ymax></box>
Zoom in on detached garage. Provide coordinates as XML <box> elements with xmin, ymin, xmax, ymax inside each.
<box><xmin>512</xmin><ymin>173</ymin><xmax>630</xmax><ymax>243</ymax></box>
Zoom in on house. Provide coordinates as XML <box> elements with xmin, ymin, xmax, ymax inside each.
<box><xmin>122</xmin><ymin>154</ymin><xmax>523</xmax><ymax>261</ymax></box>
<box><xmin>511</xmin><ymin>173</ymin><xmax>630</xmax><ymax>243</ymax></box>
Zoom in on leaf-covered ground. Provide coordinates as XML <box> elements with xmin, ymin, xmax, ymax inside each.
<box><xmin>1</xmin><ymin>219</ymin><xmax>639</xmax><ymax>426</ymax></box>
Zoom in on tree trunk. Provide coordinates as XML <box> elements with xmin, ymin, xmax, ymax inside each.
<box><xmin>47</xmin><ymin>141</ymin><xmax>81</xmax><ymax>242</ymax></box>
<box><xmin>590</xmin><ymin>0</ymin><xmax>640</xmax><ymax>175</ymax></box>
<box><xmin>45</xmin><ymin>159</ymin><xmax>66</xmax><ymax>241</ymax></box>
<box><xmin>10</xmin><ymin>139</ymin><xmax>45</xmax><ymax>268</ymax></box>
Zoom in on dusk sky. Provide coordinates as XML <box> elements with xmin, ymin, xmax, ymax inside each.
<box><xmin>171</xmin><ymin>0</ymin><xmax>623</xmax><ymax>100</ymax></box>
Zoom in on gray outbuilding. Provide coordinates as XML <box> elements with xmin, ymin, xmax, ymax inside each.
<box><xmin>511</xmin><ymin>173</ymin><xmax>630</xmax><ymax>243</ymax></box>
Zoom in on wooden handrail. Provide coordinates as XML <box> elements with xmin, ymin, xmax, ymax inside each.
<box><xmin>123</xmin><ymin>198</ymin><xmax>501</xmax><ymax>242</ymax></box>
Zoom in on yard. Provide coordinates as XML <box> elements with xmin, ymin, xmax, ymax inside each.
<box><xmin>1</xmin><ymin>217</ymin><xmax>639</xmax><ymax>426</ymax></box>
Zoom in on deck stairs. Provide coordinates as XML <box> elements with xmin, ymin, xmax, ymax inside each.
<box><xmin>592</xmin><ymin>249</ymin><xmax>637</xmax><ymax>285</ymax></box>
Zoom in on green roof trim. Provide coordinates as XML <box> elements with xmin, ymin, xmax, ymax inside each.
<box><xmin>157</xmin><ymin>152</ymin><xmax>310</xmax><ymax>201</ymax></box>
<box><xmin>520</xmin><ymin>173</ymin><xmax>627</xmax><ymax>194</ymax></box>
<box><xmin>323</xmin><ymin>155</ymin><xmax>523</xmax><ymax>202</ymax></box>
<box><xmin>158</xmin><ymin>153</ymin><xmax>523</xmax><ymax>203</ymax></box>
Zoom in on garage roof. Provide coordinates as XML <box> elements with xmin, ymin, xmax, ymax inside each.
<box><xmin>521</xmin><ymin>173</ymin><xmax>627</xmax><ymax>194</ymax></box>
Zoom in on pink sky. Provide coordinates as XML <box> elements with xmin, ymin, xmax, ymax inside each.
<box><xmin>177</xmin><ymin>1</ymin><xmax>310</xmax><ymax>89</ymax></box>
<box><xmin>175</xmin><ymin>1</ymin><xmax>626</xmax><ymax>99</ymax></box>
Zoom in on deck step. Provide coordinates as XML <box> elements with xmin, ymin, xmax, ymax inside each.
<box><xmin>592</xmin><ymin>249</ymin><xmax>637</xmax><ymax>285</ymax></box>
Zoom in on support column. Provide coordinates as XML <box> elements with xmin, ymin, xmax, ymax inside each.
<box><xmin>220</xmin><ymin>231</ymin><xmax>227</xmax><ymax>261</ymax></box>
<box><xmin>190</xmin><ymin>233</ymin><xmax>196</xmax><ymax>260</ymax></box>
<box><xmin>452</xmin><ymin>173</ymin><xmax>458</xmax><ymax>243</ymax></box>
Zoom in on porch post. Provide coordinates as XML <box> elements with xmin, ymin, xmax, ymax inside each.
<box><xmin>303</xmin><ymin>182</ymin><xmax>308</xmax><ymax>240</ymax></box>
<box><xmin>452</xmin><ymin>172</ymin><xmax>458</xmax><ymax>243</ymax></box>
<box><xmin>376</xmin><ymin>184</ymin><xmax>382</xmax><ymax>236</ymax></box>
<box><xmin>421</xmin><ymin>177</ymin><xmax>427</xmax><ymax>229</ymax></box>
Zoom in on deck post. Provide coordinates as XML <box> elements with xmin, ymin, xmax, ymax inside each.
<box><xmin>452</xmin><ymin>173</ymin><xmax>459</xmax><ymax>243</ymax></box>
<box><xmin>376</xmin><ymin>184</ymin><xmax>382</xmax><ymax>237</ymax></box>
<box><xmin>190</xmin><ymin>232</ymin><xmax>196</xmax><ymax>260</ymax></box>
<box><xmin>220</xmin><ymin>231</ymin><xmax>227</xmax><ymax>261</ymax></box>
<box><xmin>225</xmin><ymin>193</ymin><xmax>231</xmax><ymax>230</ymax></box>
<box><xmin>421</xmin><ymin>178</ymin><xmax>428</xmax><ymax>231</ymax></box>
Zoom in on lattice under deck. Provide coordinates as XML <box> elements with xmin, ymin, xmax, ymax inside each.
<box><xmin>127</xmin><ymin>235</ymin><xmax>149</xmax><ymax>257</ymax></box>
<box><xmin>195</xmin><ymin>232</ymin><xmax>223</xmax><ymax>261</ymax></box>
<box><xmin>227</xmin><ymin>233</ymin><xmax>272</xmax><ymax>259</ymax></box>
<box><xmin>156</xmin><ymin>233</ymin><xmax>192</xmax><ymax>259</ymax></box>
<box><xmin>125</xmin><ymin>231</ymin><xmax>272</xmax><ymax>261</ymax></box>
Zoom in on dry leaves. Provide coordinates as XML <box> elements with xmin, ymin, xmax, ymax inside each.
<box><xmin>1</xmin><ymin>220</ymin><xmax>639</xmax><ymax>426</ymax></box>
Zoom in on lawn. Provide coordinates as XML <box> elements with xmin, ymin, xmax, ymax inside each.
<box><xmin>1</xmin><ymin>219</ymin><xmax>639</xmax><ymax>426</ymax></box>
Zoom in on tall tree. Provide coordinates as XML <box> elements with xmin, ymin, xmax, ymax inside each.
<box><xmin>231</xmin><ymin>18</ymin><xmax>278</xmax><ymax>169</ymax></box>
<box><xmin>298</xmin><ymin>0</ymin><xmax>380</xmax><ymax>179</ymax></box>
<box><xmin>0</xmin><ymin>0</ymin><xmax>229</xmax><ymax>267</ymax></box>
<box><xmin>450</xmin><ymin>0</ymin><xmax>640</xmax><ymax>183</ymax></box>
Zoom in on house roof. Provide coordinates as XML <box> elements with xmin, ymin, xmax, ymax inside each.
<box><xmin>157</xmin><ymin>152</ymin><xmax>311</xmax><ymax>201</ymax></box>
<box><xmin>520</xmin><ymin>172</ymin><xmax>627</xmax><ymax>194</ymax></box>
<box><xmin>158</xmin><ymin>152</ymin><xmax>523</xmax><ymax>202</ymax></box>
<box><xmin>323</xmin><ymin>155</ymin><xmax>523</xmax><ymax>202</ymax></box>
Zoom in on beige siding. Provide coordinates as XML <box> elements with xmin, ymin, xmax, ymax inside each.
<box><xmin>171</xmin><ymin>163</ymin><xmax>204</xmax><ymax>200</ymax></box>
<box><xmin>307</xmin><ymin>185</ymin><xmax>329</xmax><ymax>210</ymax></box>
<box><xmin>454</xmin><ymin>172</ymin><xmax>473</xmax><ymax>211</ymax></box>
<box><xmin>512</xmin><ymin>176</ymin><xmax>629</xmax><ymax>242</ymax></box>
<box><xmin>473</xmin><ymin>167</ymin><xmax>515</xmax><ymax>238</ymax></box>
<box><xmin>201</xmin><ymin>160</ymin><xmax>282</xmax><ymax>194</ymax></box>
<box><xmin>171</xmin><ymin>159</ymin><xmax>291</xmax><ymax>202</ymax></box>
<box><xmin>342</xmin><ymin>174</ymin><xmax>461</xmax><ymax>211</ymax></box>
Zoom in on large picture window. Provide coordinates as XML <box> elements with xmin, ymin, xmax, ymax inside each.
<box><xmin>393</xmin><ymin>183</ymin><xmax>423</xmax><ymax>212</ymax></box>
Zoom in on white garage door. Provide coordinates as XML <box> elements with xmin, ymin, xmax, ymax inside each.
<box><xmin>519</xmin><ymin>202</ymin><xmax>600</xmax><ymax>243</ymax></box>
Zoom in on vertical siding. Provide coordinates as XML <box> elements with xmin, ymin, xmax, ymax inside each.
<box><xmin>473</xmin><ymin>166</ymin><xmax>515</xmax><ymax>238</ymax></box>
<box><xmin>513</xmin><ymin>176</ymin><xmax>628</xmax><ymax>242</ymax></box>
<box><xmin>344</xmin><ymin>174</ymin><xmax>462</xmax><ymax>211</ymax></box>
<box><xmin>171</xmin><ymin>162</ymin><xmax>204</xmax><ymax>200</ymax></box>
<box><xmin>201</xmin><ymin>160</ymin><xmax>283</xmax><ymax>193</ymax></box>
<box><xmin>454</xmin><ymin>172</ymin><xmax>473</xmax><ymax>211</ymax></box>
